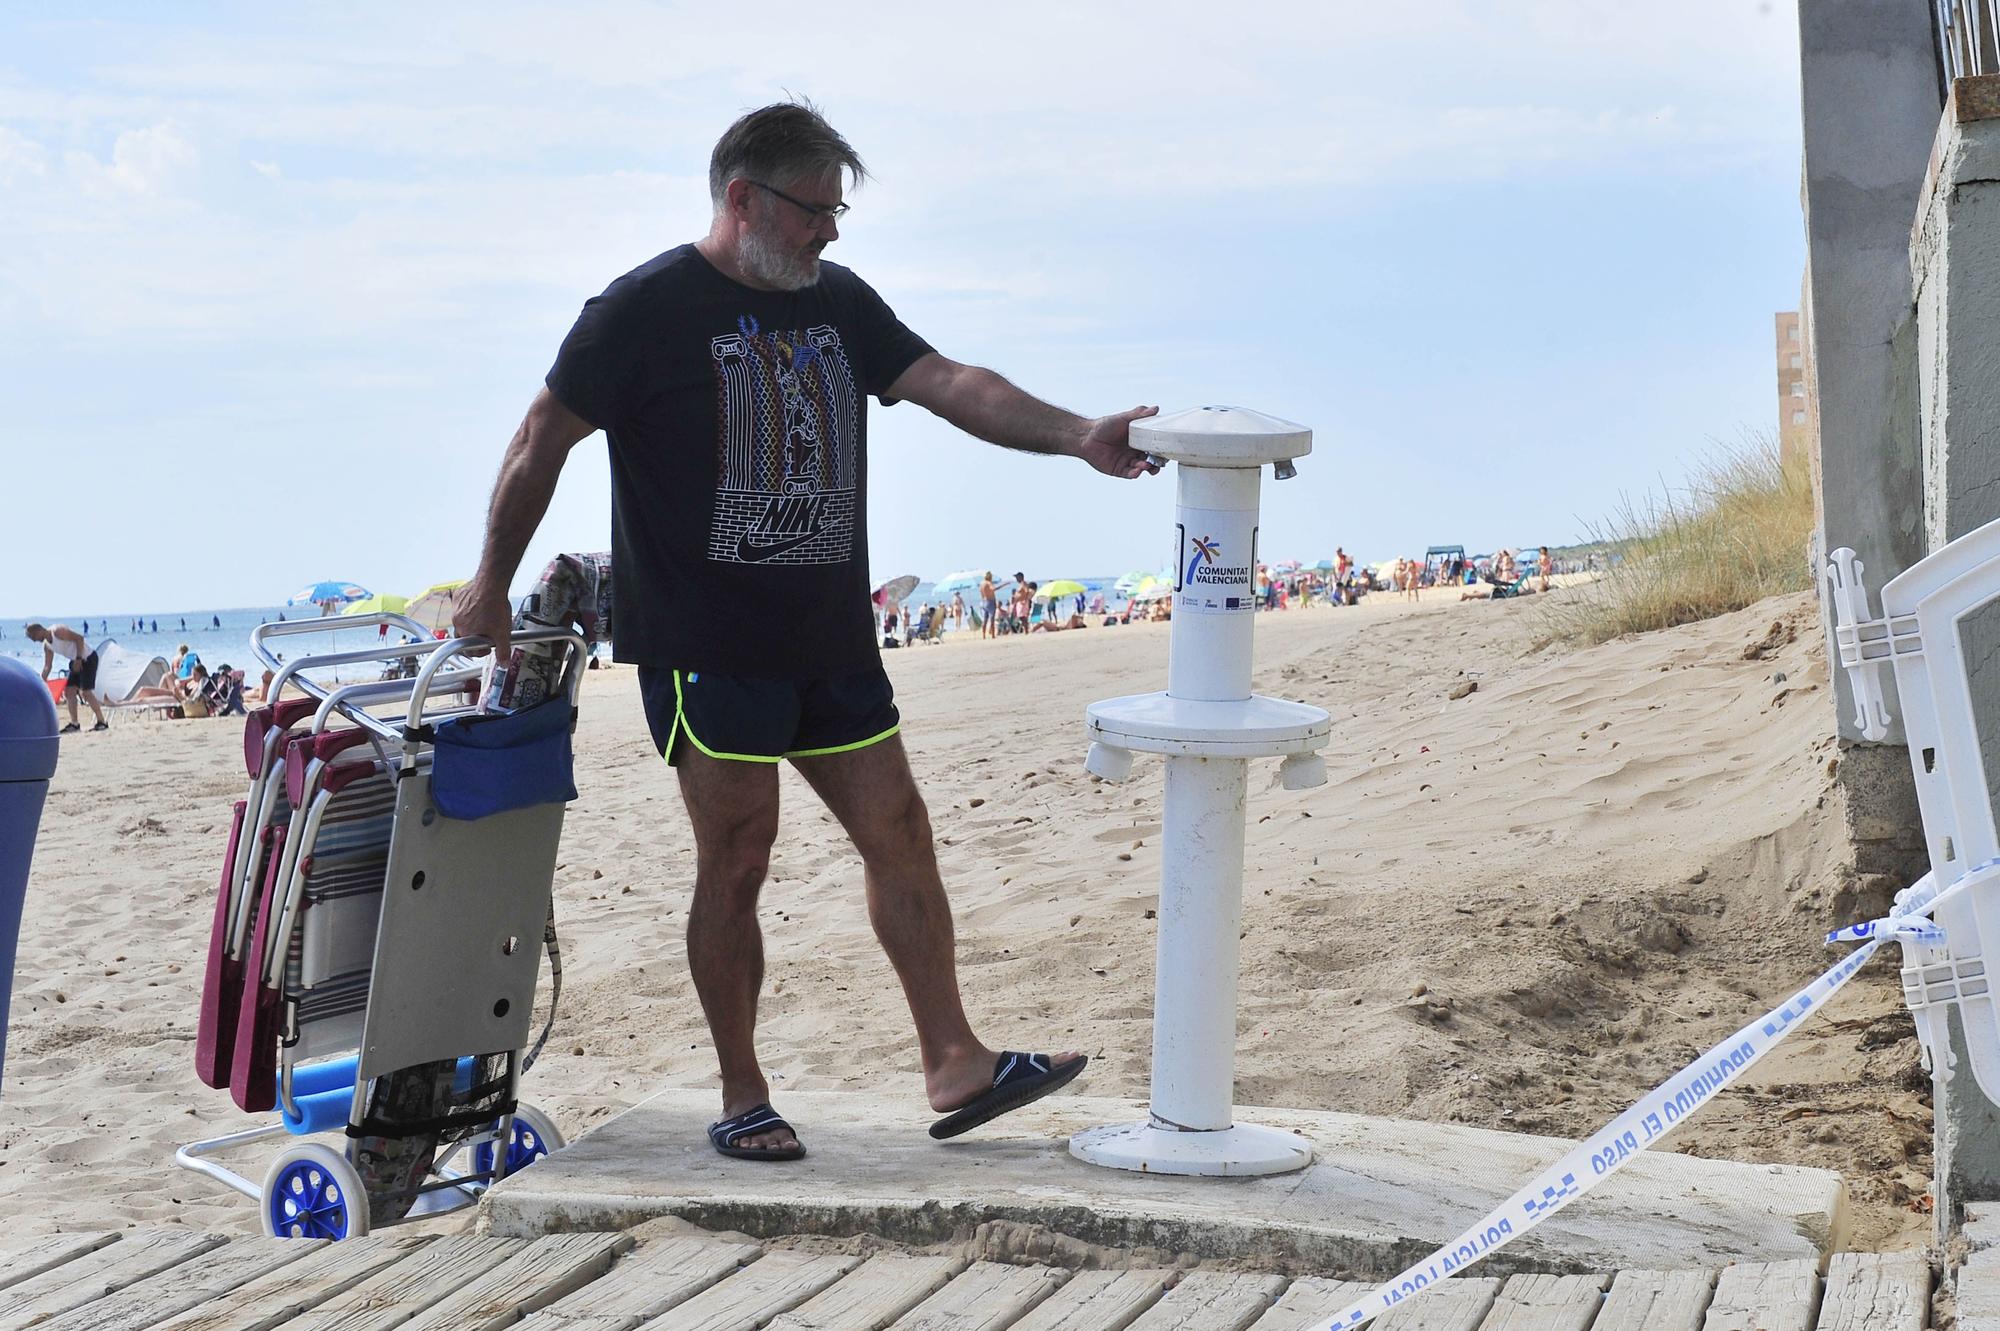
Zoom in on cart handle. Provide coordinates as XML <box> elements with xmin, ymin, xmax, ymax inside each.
<box><xmin>408</xmin><ymin>631</ymin><xmax>588</xmax><ymax>730</ymax></box>
<box><xmin>250</xmin><ymin>612</ymin><xmax>436</xmax><ymax>666</ymax></box>
<box><xmin>293</xmin><ymin>628</ymin><xmax>586</xmax><ymax>748</ymax></box>
<box><xmin>310</xmin><ymin>672</ymin><xmax>484</xmax><ymax>741</ymax></box>
<box><xmin>254</xmin><ymin>618</ymin><xmax>482</xmax><ymax>716</ymax></box>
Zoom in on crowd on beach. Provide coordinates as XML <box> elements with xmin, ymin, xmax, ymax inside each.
<box><xmin>20</xmin><ymin>545</ymin><xmax>1586</xmax><ymax>722</ymax></box>
<box><xmin>878</xmin><ymin>547</ymin><xmax>1582</xmax><ymax>647</ymax></box>
<box><xmin>21</xmin><ymin>619</ymin><xmax>273</xmax><ymax>734</ymax></box>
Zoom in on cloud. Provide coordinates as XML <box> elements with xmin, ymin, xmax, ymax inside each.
<box><xmin>0</xmin><ymin>124</ymin><xmax>47</xmax><ymax>181</ymax></box>
<box><xmin>65</xmin><ymin>120</ymin><xmax>196</xmax><ymax>197</ymax></box>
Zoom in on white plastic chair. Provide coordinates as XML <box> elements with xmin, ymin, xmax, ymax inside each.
<box><xmin>1828</xmin><ymin>516</ymin><xmax>2000</xmax><ymax>1102</ymax></box>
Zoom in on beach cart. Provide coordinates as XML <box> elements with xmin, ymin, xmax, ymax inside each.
<box><xmin>176</xmin><ymin>613</ymin><xmax>586</xmax><ymax>1238</ymax></box>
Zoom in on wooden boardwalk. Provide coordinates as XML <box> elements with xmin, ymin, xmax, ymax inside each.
<box><xmin>0</xmin><ymin>1228</ymin><xmax>1937</xmax><ymax>1331</ymax></box>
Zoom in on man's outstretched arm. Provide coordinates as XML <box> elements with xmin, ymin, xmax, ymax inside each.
<box><xmin>886</xmin><ymin>352</ymin><xmax>1159</xmax><ymax>479</ymax></box>
<box><xmin>454</xmin><ymin>387</ymin><xmax>598</xmax><ymax>661</ymax></box>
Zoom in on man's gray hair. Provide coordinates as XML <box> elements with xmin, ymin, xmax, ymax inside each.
<box><xmin>709</xmin><ymin>99</ymin><xmax>867</xmax><ymax>209</ymax></box>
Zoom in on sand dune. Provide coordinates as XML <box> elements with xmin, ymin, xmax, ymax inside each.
<box><xmin>0</xmin><ymin>588</ymin><xmax>1930</xmax><ymax>1249</ymax></box>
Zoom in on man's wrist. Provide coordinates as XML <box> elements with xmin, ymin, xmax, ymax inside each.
<box><xmin>469</xmin><ymin>567</ymin><xmax>509</xmax><ymax>597</ymax></box>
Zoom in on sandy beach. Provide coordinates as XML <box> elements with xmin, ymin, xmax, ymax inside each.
<box><xmin>0</xmin><ymin>586</ymin><xmax>1931</xmax><ymax>1250</ymax></box>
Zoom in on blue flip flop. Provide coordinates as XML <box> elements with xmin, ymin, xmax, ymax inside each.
<box><xmin>929</xmin><ymin>1052</ymin><xmax>1088</xmax><ymax>1140</ymax></box>
<box><xmin>708</xmin><ymin>1102</ymin><xmax>805</xmax><ymax>1161</ymax></box>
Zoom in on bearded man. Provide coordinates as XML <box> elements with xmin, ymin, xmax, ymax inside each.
<box><xmin>457</xmin><ymin>100</ymin><xmax>1157</xmax><ymax>1161</ymax></box>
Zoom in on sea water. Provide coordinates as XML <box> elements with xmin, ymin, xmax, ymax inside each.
<box><xmin>4</xmin><ymin>573</ymin><xmax>1132</xmax><ymax>667</ymax></box>
<box><xmin>0</xmin><ymin>605</ymin><xmax>390</xmax><ymax>673</ymax></box>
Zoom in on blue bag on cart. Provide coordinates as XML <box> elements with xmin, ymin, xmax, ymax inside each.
<box><xmin>428</xmin><ymin>698</ymin><xmax>577</xmax><ymax>821</ymax></box>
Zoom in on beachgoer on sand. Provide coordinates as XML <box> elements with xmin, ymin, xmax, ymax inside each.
<box><xmin>25</xmin><ymin>622</ymin><xmax>108</xmax><ymax>732</ymax></box>
<box><xmin>978</xmin><ymin>571</ymin><xmax>997</xmax><ymax>639</ymax></box>
<box><xmin>1538</xmin><ymin>545</ymin><xmax>1553</xmax><ymax>595</ymax></box>
<box><xmin>454</xmin><ymin>99</ymin><xmax>1158</xmax><ymax>1162</ymax></box>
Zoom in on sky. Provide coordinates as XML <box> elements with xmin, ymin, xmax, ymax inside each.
<box><xmin>0</xmin><ymin>1</ymin><xmax>1808</xmax><ymax>618</ymax></box>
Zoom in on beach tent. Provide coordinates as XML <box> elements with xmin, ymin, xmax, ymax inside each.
<box><xmin>288</xmin><ymin>580</ymin><xmax>371</xmax><ymax>609</ymax></box>
<box><xmin>87</xmin><ymin>640</ymin><xmax>169</xmax><ymax>702</ymax></box>
<box><xmin>1422</xmin><ymin>546</ymin><xmax>1465</xmax><ymax>585</ymax></box>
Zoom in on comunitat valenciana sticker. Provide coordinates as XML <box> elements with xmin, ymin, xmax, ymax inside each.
<box><xmin>1176</xmin><ymin>515</ymin><xmax>1258</xmax><ymax>615</ymax></box>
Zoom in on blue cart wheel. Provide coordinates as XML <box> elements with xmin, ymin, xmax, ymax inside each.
<box><xmin>473</xmin><ymin>1104</ymin><xmax>565</xmax><ymax>1178</ymax></box>
<box><xmin>259</xmin><ymin>1143</ymin><xmax>370</xmax><ymax>1239</ymax></box>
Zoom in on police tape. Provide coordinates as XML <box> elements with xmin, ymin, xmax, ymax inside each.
<box><xmin>1310</xmin><ymin>886</ymin><xmax>1946</xmax><ymax>1331</ymax></box>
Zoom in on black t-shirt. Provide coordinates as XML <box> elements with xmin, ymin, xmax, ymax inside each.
<box><xmin>546</xmin><ymin>244</ymin><xmax>934</xmax><ymax>677</ymax></box>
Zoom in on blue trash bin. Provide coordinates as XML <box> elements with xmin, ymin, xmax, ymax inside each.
<box><xmin>0</xmin><ymin>655</ymin><xmax>59</xmax><ymax>1092</ymax></box>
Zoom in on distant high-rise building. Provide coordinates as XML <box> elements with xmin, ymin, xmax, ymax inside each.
<box><xmin>1776</xmin><ymin>310</ymin><xmax>1813</xmax><ymax>467</ymax></box>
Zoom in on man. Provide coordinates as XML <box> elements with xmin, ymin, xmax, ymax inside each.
<box><xmin>455</xmin><ymin>101</ymin><xmax>1158</xmax><ymax>1161</ymax></box>
<box><xmin>26</xmin><ymin>623</ymin><xmax>108</xmax><ymax>732</ymax></box>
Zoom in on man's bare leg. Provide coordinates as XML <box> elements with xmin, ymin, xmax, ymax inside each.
<box><xmin>675</xmin><ymin>746</ymin><xmax>796</xmax><ymax>1153</ymax></box>
<box><xmin>790</xmin><ymin>736</ymin><xmax>1081</xmax><ymax>1112</ymax></box>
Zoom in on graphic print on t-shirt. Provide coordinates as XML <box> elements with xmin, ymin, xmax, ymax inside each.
<box><xmin>707</xmin><ymin>314</ymin><xmax>861</xmax><ymax>565</ymax></box>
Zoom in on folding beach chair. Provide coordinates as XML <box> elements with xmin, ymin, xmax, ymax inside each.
<box><xmin>179</xmin><ymin>611</ymin><xmax>586</xmax><ymax>1238</ymax></box>
<box><xmin>193</xmin><ymin>692</ymin><xmax>317</xmax><ymax>1090</ymax></box>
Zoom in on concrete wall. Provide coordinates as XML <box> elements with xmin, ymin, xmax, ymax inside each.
<box><xmin>1800</xmin><ymin>0</ymin><xmax>1938</xmax><ymax>756</ymax></box>
<box><xmin>1911</xmin><ymin>74</ymin><xmax>2000</xmax><ymax>1229</ymax></box>
<box><xmin>1916</xmin><ymin>81</ymin><xmax>2000</xmax><ymax>552</ymax></box>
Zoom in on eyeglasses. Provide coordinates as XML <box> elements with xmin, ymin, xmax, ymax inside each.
<box><xmin>751</xmin><ymin>180</ymin><xmax>849</xmax><ymax>227</ymax></box>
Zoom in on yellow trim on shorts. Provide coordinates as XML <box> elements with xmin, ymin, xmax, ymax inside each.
<box><xmin>785</xmin><ymin>722</ymin><xmax>901</xmax><ymax>760</ymax></box>
<box><xmin>669</xmin><ymin>668</ymin><xmax>782</xmax><ymax>764</ymax></box>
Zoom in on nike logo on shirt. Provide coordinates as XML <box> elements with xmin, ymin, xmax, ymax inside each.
<box><xmin>734</xmin><ymin>528</ymin><xmax>824</xmax><ymax>562</ymax></box>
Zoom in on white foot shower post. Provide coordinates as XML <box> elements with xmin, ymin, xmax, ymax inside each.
<box><xmin>1071</xmin><ymin>406</ymin><xmax>1330</xmax><ymax>1177</ymax></box>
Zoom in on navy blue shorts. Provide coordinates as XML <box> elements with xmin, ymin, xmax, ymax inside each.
<box><xmin>638</xmin><ymin>665</ymin><xmax>901</xmax><ymax>766</ymax></box>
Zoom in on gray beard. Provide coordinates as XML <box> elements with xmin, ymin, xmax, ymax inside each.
<box><xmin>738</xmin><ymin>222</ymin><xmax>820</xmax><ymax>291</ymax></box>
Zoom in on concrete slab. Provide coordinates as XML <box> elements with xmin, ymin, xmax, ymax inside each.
<box><xmin>482</xmin><ymin>1090</ymin><xmax>1848</xmax><ymax>1279</ymax></box>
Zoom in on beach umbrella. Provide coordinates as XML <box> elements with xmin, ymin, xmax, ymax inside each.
<box><xmin>341</xmin><ymin>593</ymin><xmax>411</xmax><ymax>618</ymax></box>
<box><xmin>288</xmin><ymin>580</ymin><xmax>370</xmax><ymax>608</ymax></box>
<box><xmin>405</xmin><ymin>580</ymin><xmax>468</xmax><ymax>632</ymax></box>
<box><xmin>1113</xmin><ymin>569</ymin><xmax>1153</xmax><ymax>594</ymax></box>
<box><xmin>929</xmin><ymin>570</ymin><xmax>986</xmax><ymax>598</ymax></box>
<box><xmin>1034</xmin><ymin>579</ymin><xmax>1089</xmax><ymax>600</ymax></box>
<box><xmin>872</xmin><ymin>574</ymin><xmax>920</xmax><ymax>607</ymax></box>
<box><xmin>1313</xmin><ymin>559</ymin><xmax>1336</xmax><ymax>571</ymax></box>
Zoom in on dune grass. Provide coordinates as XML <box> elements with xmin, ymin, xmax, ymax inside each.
<box><xmin>1538</xmin><ymin>434</ymin><xmax>1816</xmax><ymax>647</ymax></box>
